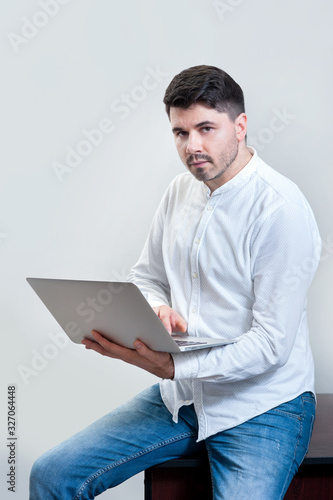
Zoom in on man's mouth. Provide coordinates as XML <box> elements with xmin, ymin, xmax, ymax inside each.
<box><xmin>190</xmin><ymin>161</ymin><xmax>209</xmax><ymax>168</ymax></box>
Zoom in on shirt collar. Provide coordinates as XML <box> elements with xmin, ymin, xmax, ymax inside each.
<box><xmin>205</xmin><ymin>146</ymin><xmax>258</xmax><ymax>197</ymax></box>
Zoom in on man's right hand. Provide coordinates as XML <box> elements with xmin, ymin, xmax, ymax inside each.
<box><xmin>153</xmin><ymin>305</ymin><xmax>187</xmax><ymax>335</ymax></box>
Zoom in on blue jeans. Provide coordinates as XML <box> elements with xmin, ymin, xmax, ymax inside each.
<box><xmin>29</xmin><ymin>384</ymin><xmax>315</xmax><ymax>499</ymax></box>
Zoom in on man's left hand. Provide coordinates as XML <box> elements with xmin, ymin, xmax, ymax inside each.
<box><xmin>82</xmin><ymin>331</ymin><xmax>175</xmax><ymax>379</ymax></box>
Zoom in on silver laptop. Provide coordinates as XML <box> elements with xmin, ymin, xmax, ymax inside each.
<box><xmin>26</xmin><ymin>278</ymin><xmax>239</xmax><ymax>353</ymax></box>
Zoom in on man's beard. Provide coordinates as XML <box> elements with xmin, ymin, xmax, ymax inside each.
<box><xmin>186</xmin><ymin>136</ymin><xmax>239</xmax><ymax>183</ymax></box>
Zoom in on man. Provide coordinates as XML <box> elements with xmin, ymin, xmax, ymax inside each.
<box><xmin>30</xmin><ymin>65</ymin><xmax>321</xmax><ymax>499</ymax></box>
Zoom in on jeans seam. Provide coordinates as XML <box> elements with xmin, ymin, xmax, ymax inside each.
<box><xmin>269</xmin><ymin>409</ymin><xmax>301</xmax><ymax>421</ymax></box>
<box><xmin>206</xmin><ymin>445</ymin><xmax>216</xmax><ymax>500</ymax></box>
<box><xmin>279</xmin><ymin>397</ymin><xmax>304</xmax><ymax>498</ymax></box>
<box><xmin>73</xmin><ymin>430</ymin><xmax>197</xmax><ymax>499</ymax></box>
<box><xmin>302</xmin><ymin>397</ymin><xmax>316</xmax><ymax>406</ymax></box>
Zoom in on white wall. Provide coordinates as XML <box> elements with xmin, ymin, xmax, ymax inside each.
<box><xmin>1</xmin><ymin>1</ymin><xmax>332</xmax><ymax>498</ymax></box>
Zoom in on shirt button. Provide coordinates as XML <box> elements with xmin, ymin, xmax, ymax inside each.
<box><xmin>195</xmin><ymin>238</ymin><xmax>201</xmax><ymax>244</ymax></box>
<box><xmin>191</xmin><ymin>308</ymin><xmax>196</xmax><ymax>313</ymax></box>
<box><xmin>207</xmin><ymin>206</ymin><xmax>213</xmax><ymax>211</ymax></box>
<box><xmin>192</xmin><ymin>272</ymin><xmax>198</xmax><ymax>278</ymax></box>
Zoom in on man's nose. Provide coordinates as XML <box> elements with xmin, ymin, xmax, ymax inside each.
<box><xmin>185</xmin><ymin>132</ymin><xmax>203</xmax><ymax>155</ymax></box>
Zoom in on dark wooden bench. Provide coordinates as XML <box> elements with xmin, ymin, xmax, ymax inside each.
<box><xmin>145</xmin><ymin>394</ymin><xmax>333</xmax><ymax>499</ymax></box>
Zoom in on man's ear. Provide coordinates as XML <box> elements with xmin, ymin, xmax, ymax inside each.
<box><xmin>235</xmin><ymin>113</ymin><xmax>247</xmax><ymax>142</ymax></box>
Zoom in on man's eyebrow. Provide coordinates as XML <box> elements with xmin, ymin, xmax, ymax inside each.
<box><xmin>172</xmin><ymin>120</ymin><xmax>216</xmax><ymax>134</ymax></box>
<box><xmin>195</xmin><ymin>120</ymin><xmax>216</xmax><ymax>128</ymax></box>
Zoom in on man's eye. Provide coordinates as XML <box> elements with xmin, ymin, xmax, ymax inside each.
<box><xmin>177</xmin><ymin>131</ymin><xmax>187</xmax><ymax>137</ymax></box>
<box><xmin>202</xmin><ymin>127</ymin><xmax>212</xmax><ymax>132</ymax></box>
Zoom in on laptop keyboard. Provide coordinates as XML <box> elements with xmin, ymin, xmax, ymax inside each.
<box><xmin>175</xmin><ymin>340</ymin><xmax>208</xmax><ymax>346</ymax></box>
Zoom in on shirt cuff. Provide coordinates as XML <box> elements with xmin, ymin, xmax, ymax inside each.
<box><xmin>172</xmin><ymin>351</ymin><xmax>200</xmax><ymax>380</ymax></box>
<box><xmin>149</xmin><ymin>300</ymin><xmax>169</xmax><ymax>308</ymax></box>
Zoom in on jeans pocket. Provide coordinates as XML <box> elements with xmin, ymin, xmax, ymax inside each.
<box><xmin>301</xmin><ymin>392</ymin><xmax>316</xmax><ymax>407</ymax></box>
<box><xmin>301</xmin><ymin>392</ymin><xmax>316</xmax><ymax>456</ymax></box>
<box><xmin>303</xmin><ymin>413</ymin><xmax>315</xmax><ymax>456</ymax></box>
<box><xmin>270</xmin><ymin>397</ymin><xmax>303</xmax><ymax>421</ymax></box>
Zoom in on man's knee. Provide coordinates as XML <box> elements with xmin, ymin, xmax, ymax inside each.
<box><xmin>29</xmin><ymin>450</ymin><xmax>63</xmax><ymax>498</ymax></box>
<box><xmin>30</xmin><ymin>453</ymin><xmax>50</xmax><ymax>490</ymax></box>
<box><xmin>30</xmin><ymin>455</ymin><xmax>46</xmax><ymax>497</ymax></box>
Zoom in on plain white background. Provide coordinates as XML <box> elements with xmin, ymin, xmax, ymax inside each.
<box><xmin>1</xmin><ymin>1</ymin><xmax>332</xmax><ymax>498</ymax></box>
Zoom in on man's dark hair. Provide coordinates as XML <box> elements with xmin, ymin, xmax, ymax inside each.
<box><xmin>163</xmin><ymin>65</ymin><xmax>245</xmax><ymax>121</ymax></box>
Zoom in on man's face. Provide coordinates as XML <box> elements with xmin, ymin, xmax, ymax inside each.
<box><xmin>170</xmin><ymin>103</ymin><xmax>243</xmax><ymax>190</ymax></box>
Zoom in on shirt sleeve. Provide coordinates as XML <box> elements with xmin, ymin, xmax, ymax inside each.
<box><xmin>172</xmin><ymin>202</ymin><xmax>322</xmax><ymax>382</ymax></box>
<box><xmin>127</xmin><ymin>186</ymin><xmax>172</xmax><ymax>308</ymax></box>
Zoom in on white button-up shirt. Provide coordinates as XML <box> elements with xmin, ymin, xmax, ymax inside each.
<box><xmin>128</xmin><ymin>148</ymin><xmax>321</xmax><ymax>441</ymax></box>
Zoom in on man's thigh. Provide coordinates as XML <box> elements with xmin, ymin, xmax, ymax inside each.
<box><xmin>29</xmin><ymin>384</ymin><xmax>203</xmax><ymax>500</ymax></box>
<box><xmin>206</xmin><ymin>392</ymin><xmax>316</xmax><ymax>500</ymax></box>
